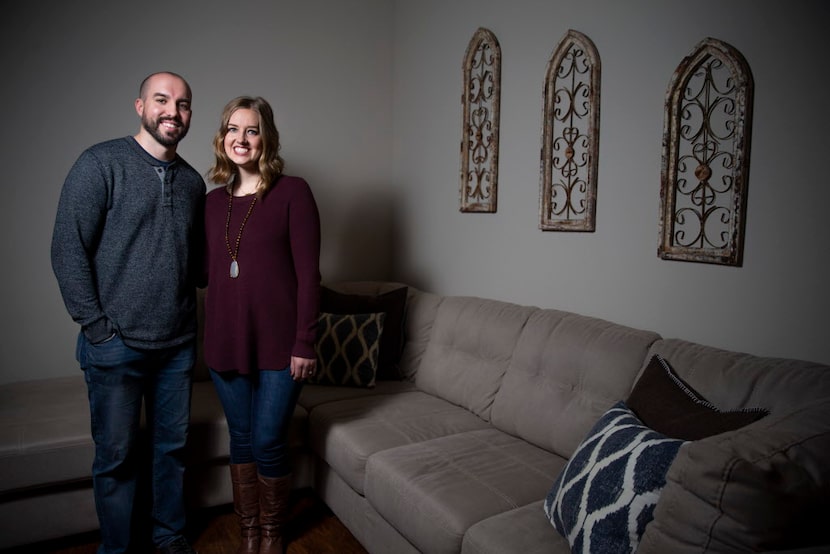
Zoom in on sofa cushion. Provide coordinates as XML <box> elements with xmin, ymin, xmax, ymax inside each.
<box><xmin>311</xmin><ymin>312</ymin><xmax>385</xmax><ymax>388</ymax></box>
<box><xmin>364</xmin><ymin>428</ymin><xmax>565</xmax><ymax>554</ymax></box>
<box><xmin>462</xmin><ymin>502</ymin><xmax>569</xmax><ymax>554</ymax></box>
<box><xmin>0</xmin><ymin>376</ymin><xmax>93</xmax><ymax>493</ymax></box>
<box><xmin>627</xmin><ymin>354</ymin><xmax>768</xmax><ymax>440</ymax></box>
<box><xmin>638</xmin><ymin>397</ymin><xmax>830</xmax><ymax>553</ymax></box>
<box><xmin>416</xmin><ymin>296</ymin><xmax>536</xmax><ymax>420</ymax></box>
<box><xmin>298</xmin><ymin>378</ymin><xmax>419</xmax><ymax>411</ymax></box>
<box><xmin>308</xmin><ymin>391</ymin><xmax>491</xmax><ymax>495</ymax></box>
<box><xmin>644</xmin><ymin>339</ymin><xmax>830</xmax><ymax>413</ymax></box>
<box><xmin>0</xmin><ymin>487</ymin><xmax>99</xmax><ymax>549</ymax></box>
<box><xmin>321</xmin><ymin>285</ymin><xmax>407</xmax><ymax>380</ymax></box>
<box><xmin>544</xmin><ymin>401</ymin><xmax>685</xmax><ymax>554</ymax></box>
<box><xmin>491</xmin><ymin>308</ymin><xmax>661</xmax><ymax>458</ymax></box>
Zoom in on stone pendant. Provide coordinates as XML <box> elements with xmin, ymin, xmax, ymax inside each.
<box><xmin>230</xmin><ymin>260</ymin><xmax>240</xmax><ymax>279</ymax></box>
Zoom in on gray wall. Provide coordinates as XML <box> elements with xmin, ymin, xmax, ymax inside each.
<box><xmin>0</xmin><ymin>0</ymin><xmax>395</xmax><ymax>384</ymax></box>
<box><xmin>1</xmin><ymin>0</ymin><xmax>828</xmax><ymax>385</ymax></box>
<box><xmin>390</xmin><ymin>0</ymin><xmax>830</xmax><ymax>367</ymax></box>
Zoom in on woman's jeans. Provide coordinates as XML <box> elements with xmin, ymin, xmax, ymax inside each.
<box><xmin>209</xmin><ymin>367</ymin><xmax>303</xmax><ymax>478</ymax></box>
<box><xmin>77</xmin><ymin>332</ymin><xmax>194</xmax><ymax>554</ymax></box>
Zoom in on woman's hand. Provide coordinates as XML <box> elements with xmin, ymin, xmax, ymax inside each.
<box><xmin>291</xmin><ymin>355</ymin><xmax>317</xmax><ymax>381</ymax></box>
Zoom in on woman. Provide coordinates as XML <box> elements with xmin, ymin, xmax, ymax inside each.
<box><xmin>204</xmin><ymin>96</ymin><xmax>321</xmax><ymax>554</ymax></box>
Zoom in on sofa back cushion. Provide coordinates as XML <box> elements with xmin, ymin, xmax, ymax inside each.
<box><xmin>643</xmin><ymin>338</ymin><xmax>830</xmax><ymax>413</ymax></box>
<box><xmin>490</xmin><ymin>308</ymin><xmax>660</xmax><ymax>458</ymax></box>
<box><xmin>396</xmin><ymin>288</ymin><xmax>443</xmax><ymax>382</ymax></box>
<box><xmin>415</xmin><ymin>296</ymin><xmax>536</xmax><ymax>420</ymax></box>
<box><xmin>637</xmin><ymin>338</ymin><xmax>830</xmax><ymax>552</ymax></box>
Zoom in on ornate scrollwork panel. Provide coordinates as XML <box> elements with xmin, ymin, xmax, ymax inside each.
<box><xmin>460</xmin><ymin>27</ymin><xmax>501</xmax><ymax>213</ymax></box>
<box><xmin>539</xmin><ymin>30</ymin><xmax>601</xmax><ymax>232</ymax></box>
<box><xmin>659</xmin><ymin>37</ymin><xmax>754</xmax><ymax>265</ymax></box>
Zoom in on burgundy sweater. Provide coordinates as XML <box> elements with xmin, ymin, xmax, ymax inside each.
<box><xmin>204</xmin><ymin>176</ymin><xmax>321</xmax><ymax>373</ymax></box>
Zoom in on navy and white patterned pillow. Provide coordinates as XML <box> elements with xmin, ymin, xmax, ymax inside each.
<box><xmin>544</xmin><ymin>401</ymin><xmax>686</xmax><ymax>554</ymax></box>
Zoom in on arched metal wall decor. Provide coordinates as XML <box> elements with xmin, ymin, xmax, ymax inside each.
<box><xmin>659</xmin><ymin>37</ymin><xmax>754</xmax><ymax>266</ymax></box>
<box><xmin>460</xmin><ymin>27</ymin><xmax>501</xmax><ymax>213</ymax></box>
<box><xmin>539</xmin><ymin>29</ymin><xmax>601</xmax><ymax>232</ymax></box>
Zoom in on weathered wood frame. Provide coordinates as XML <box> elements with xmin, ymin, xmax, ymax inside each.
<box><xmin>659</xmin><ymin>37</ymin><xmax>754</xmax><ymax>266</ymax></box>
<box><xmin>460</xmin><ymin>27</ymin><xmax>501</xmax><ymax>213</ymax></box>
<box><xmin>539</xmin><ymin>29</ymin><xmax>601</xmax><ymax>232</ymax></box>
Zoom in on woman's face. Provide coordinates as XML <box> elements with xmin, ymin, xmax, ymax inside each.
<box><xmin>224</xmin><ymin>108</ymin><xmax>262</xmax><ymax>170</ymax></box>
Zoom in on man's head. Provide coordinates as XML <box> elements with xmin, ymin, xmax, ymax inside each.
<box><xmin>134</xmin><ymin>72</ymin><xmax>192</xmax><ymax>151</ymax></box>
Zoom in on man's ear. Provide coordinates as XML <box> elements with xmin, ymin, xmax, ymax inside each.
<box><xmin>135</xmin><ymin>98</ymin><xmax>144</xmax><ymax>117</ymax></box>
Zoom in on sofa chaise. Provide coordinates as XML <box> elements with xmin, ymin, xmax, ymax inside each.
<box><xmin>1</xmin><ymin>281</ymin><xmax>828</xmax><ymax>553</ymax></box>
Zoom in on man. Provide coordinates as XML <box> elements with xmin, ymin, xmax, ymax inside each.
<box><xmin>51</xmin><ymin>72</ymin><xmax>205</xmax><ymax>554</ymax></box>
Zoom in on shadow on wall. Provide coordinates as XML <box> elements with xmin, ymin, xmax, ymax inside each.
<box><xmin>315</xmin><ymin>182</ymin><xmax>433</xmax><ymax>292</ymax></box>
<box><xmin>318</xmin><ymin>185</ymin><xmax>399</xmax><ymax>283</ymax></box>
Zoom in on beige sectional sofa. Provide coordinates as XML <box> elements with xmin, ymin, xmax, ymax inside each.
<box><xmin>2</xmin><ymin>281</ymin><xmax>829</xmax><ymax>553</ymax></box>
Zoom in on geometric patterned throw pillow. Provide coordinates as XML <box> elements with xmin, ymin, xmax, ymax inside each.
<box><xmin>544</xmin><ymin>401</ymin><xmax>686</xmax><ymax>554</ymax></box>
<box><xmin>320</xmin><ymin>286</ymin><xmax>408</xmax><ymax>380</ymax></box>
<box><xmin>311</xmin><ymin>312</ymin><xmax>385</xmax><ymax>388</ymax></box>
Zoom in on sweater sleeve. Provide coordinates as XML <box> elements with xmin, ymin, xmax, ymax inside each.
<box><xmin>288</xmin><ymin>179</ymin><xmax>322</xmax><ymax>359</ymax></box>
<box><xmin>51</xmin><ymin>149</ymin><xmax>114</xmax><ymax>343</ymax></box>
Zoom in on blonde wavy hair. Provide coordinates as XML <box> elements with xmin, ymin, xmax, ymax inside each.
<box><xmin>208</xmin><ymin>96</ymin><xmax>284</xmax><ymax>196</ymax></box>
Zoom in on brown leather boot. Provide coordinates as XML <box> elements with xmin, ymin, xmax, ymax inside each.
<box><xmin>257</xmin><ymin>473</ymin><xmax>292</xmax><ymax>554</ymax></box>
<box><xmin>230</xmin><ymin>463</ymin><xmax>260</xmax><ymax>554</ymax></box>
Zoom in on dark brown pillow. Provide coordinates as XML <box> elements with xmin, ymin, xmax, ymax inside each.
<box><xmin>627</xmin><ymin>355</ymin><xmax>768</xmax><ymax>441</ymax></box>
<box><xmin>320</xmin><ymin>286</ymin><xmax>408</xmax><ymax>380</ymax></box>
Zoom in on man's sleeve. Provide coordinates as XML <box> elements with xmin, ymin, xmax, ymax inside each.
<box><xmin>50</xmin><ymin>149</ymin><xmax>114</xmax><ymax>343</ymax></box>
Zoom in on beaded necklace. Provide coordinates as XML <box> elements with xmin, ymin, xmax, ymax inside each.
<box><xmin>225</xmin><ymin>192</ymin><xmax>257</xmax><ymax>279</ymax></box>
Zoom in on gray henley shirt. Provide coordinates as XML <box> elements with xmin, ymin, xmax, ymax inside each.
<box><xmin>51</xmin><ymin>136</ymin><xmax>206</xmax><ymax>349</ymax></box>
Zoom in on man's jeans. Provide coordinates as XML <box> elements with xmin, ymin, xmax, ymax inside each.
<box><xmin>209</xmin><ymin>367</ymin><xmax>302</xmax><ymax>478</ymax></box>
<box><xmin>77</xmin><ymin>332</ymin><xmax>194</xmax><ymax>554</ymax></box>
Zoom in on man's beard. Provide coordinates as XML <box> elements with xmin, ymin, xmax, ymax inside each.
<box><xmin>142</xmin><ymin>114</ymin><xmax>189</xmax><ymax>147</ymax></box>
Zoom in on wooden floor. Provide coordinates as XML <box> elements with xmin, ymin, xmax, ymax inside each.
<box><xmin>8</xmin><ymin>489</ymin><xmax>367</xmax><ymax>554</ymax></box>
